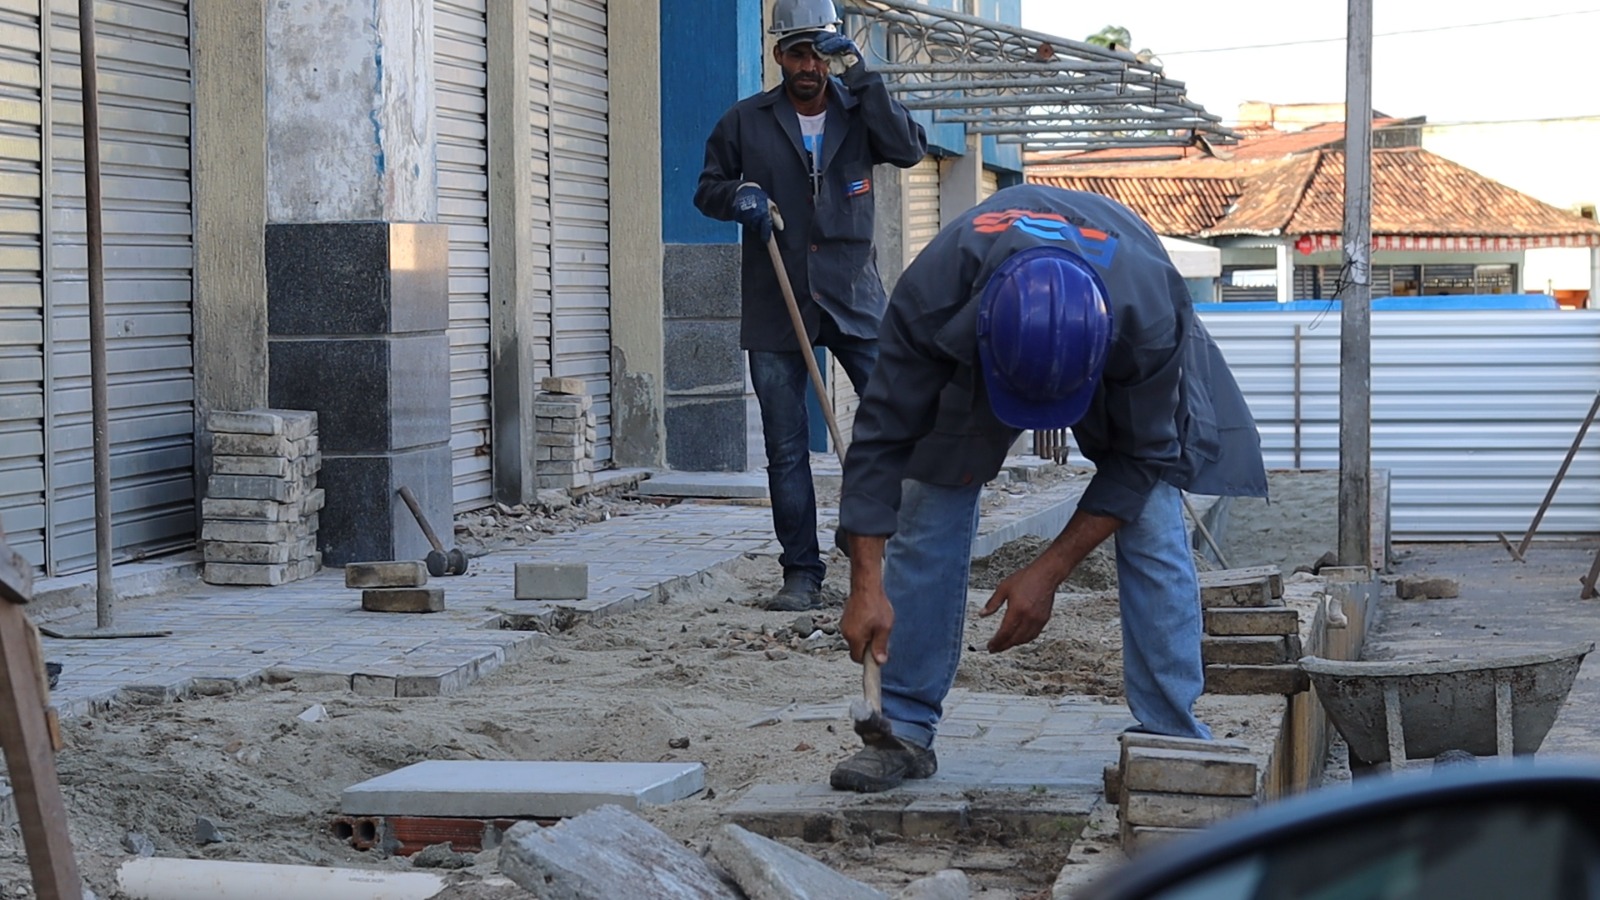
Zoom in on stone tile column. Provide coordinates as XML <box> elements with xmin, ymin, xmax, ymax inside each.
<box><xmin>262</xmin><ymin>0</ymin><xmax>451</xmax><ymax>565</ymax></box>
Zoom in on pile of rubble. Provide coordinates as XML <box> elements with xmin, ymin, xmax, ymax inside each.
<box><xmin>709</xmin><ymin>614</ymin><xmax>850</xmax><ymax>656</ymax></box>
<box><xmin>451</xmin><ymin>488</ymin><xmax>654</xmax><ymax>556</ymax></box>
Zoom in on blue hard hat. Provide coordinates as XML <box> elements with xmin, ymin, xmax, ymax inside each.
<box><xmin>977</xmin><ymin>246</ymin><xmax>1113</xmax><ymax>430</ymax></box>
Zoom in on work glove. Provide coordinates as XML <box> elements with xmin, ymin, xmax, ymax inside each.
<box><xmin>733</xmin><ymin>183</ymin><xmax>774</xmax><ymax>243</ymax></box>
<box><xmin>813</xmin><ymin>32</ymin><xmax>862</xmax><ymax>74</ymax></box>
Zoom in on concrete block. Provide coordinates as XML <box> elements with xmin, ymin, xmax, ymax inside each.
<box><xmin>351</xmin><ymin>673</ymin><xmax>398</xmax><ymax>698</ymax></box>
<box><xmin>515</xmin><ymin>563</ymin><xmax>588</xmax><ymax>601</ymax></box>
<box><xmin>1396</xmin><ymin>575</ymin><xmax>1461</xmax><ymax>600</ymax></box>
<box><xmin>1199</xmin><ymin>566</ymin><xmax>1284</xmax><ymax>608</ymax></box>
<box><xmin>900</xmin><ymin>798</ymin><xmax>970</xmax><ymax>839</ymax></box>
<box><xmin>1121</xmin><ymin>823</ymin><xmax>1198</xmax><ymax>856</ymax></box>
<box><xmin>202</xmin><ymin>497</ymin><xmax>295</xmax><ymax>522</ymax></box>
<box><xmin>345</xmin><ymin>561</ymin><xmax>429</xmax><ymax>589</ymax></box>
<box><xmin>397</xmin><ymin>667</ymin><xmax>473</xmax><ymax>698</ymax></box>
<box><xmin>1201</xmin><ymin>636</ymin><xmax>1294</xmax><ymax>666</ymax></box>
<box><xmin>1123</xmin><ymin>790</ymin><xmax>1257</xmax><ymax>828</ymax></box>
<box><xmin>362</xmin><ymin>587</ymin><xmax>445</xmax><ymax>614</ymax></box>
<box><xmin>208</xmin><ymin>408</ymin><xmax>317</xmax><ymax>439</ymax></box>
<box><xmin>201</xmin><ymin>519</ymin><xmax>304</xmax><ymax>544</ymax></box>
<box><xmin>203</xmin><ymin>562</ymin><xmax>296</xmax><ymax>587</ymax></box>
<box><xmin>534</xmin><ymin>400</ymin><xmax>585</xmax><ymax>419</ymax></box>
<box><xmin>1120</xmin><ymin>732</ymin><xmax>1253</xmax><ymax>760</ymax></box>
<box><xmin>636</xmin><ymin>473</ymin><xmax>768</xmax><ymax>499</ymax></box>
<box><xmin>1103</xmin><ymin>763</ymin><xmax>1122</xmax><ymax>805</ymax></box>
<box><xmin>212</xmin><ymin>431</ymin><xmax>316</xmax><ymax>459</ymax></box>
<box><xmin>1121</xmin><ymin>747</ymin><xmax>1258</xmax><ymax>797</ymax></box>
<box><xmin>1203</xmin><ymin>607</ymin><xmax>1300</xmax><ymax>636</ymax></box>
<box><xmin>541</xmin><ymin>376</ymin><xmax>587</xmax><ymax>395</ymax></box>
<box><xmin>894</xmin><ymin>870</ymin><xmax>971</xmax><ymax>900</ymax></box>
<box><xmin>711</xmin><ymin>823</ymin><xmax>888</xmax><ymax>900</ymax></box>
<box><xmin>203</xmin><ymin>540</ymin><xmax>300</xmax><ymax>566</ymax></box>
<box><xmin>212</xmin><ymin>455</ymin><xmax>294</xmax><ymax>478</ymax></box>
<box><xmin>341</xmin><ymin>761</ymin><xmax>707</xmax><ymax>818</ymax></box>
<box><xmin>1204</xmin><ymin>663</ymin><xmax>1310</xmax><ymax>696</ymax></box>
<box><xmin>500</xmin><ymin>806</ymin><xmax>741</xmax><ymax>900</ymax></box>
<box><xmin>207</xmin><ymin>473</ymin><xmax>300</xmax><ymax>503</ymax></box>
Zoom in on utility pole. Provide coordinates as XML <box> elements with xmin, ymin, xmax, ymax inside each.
<box><xmin>1339</xmin><ymin>0</ymin><xmax>1374</xmax><ymax>569</ymax></box>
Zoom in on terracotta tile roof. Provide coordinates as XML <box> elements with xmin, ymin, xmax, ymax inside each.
<box><xmin>1027</xmin><ymin>173</ymin><xmax>1241</xmax><ymax>235</ymax></box>
<box><xmin>1027</xmin><ymin>147</ymin><xmax>1600</xmax><ymax>246</ymax></box>
<box><xmin>1025</xmin><ymin>118</ymin><xmax>1414</xmax><ymax>167</ymax></box>
<box><xmin>1280</xmin><ymin>148</ymin><xmax>1600</xmax><ymax>240</ymax></box>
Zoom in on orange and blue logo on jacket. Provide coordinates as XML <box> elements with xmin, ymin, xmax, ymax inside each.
<box><xmin>971</xmin><ymin>209</ymin><xmax>1119</xmax><ymax>266</ymax></box>
<box><xmin>846</xmin><ymin>178</ymin><xmax>872</xmax><ymax>198</ymax></box>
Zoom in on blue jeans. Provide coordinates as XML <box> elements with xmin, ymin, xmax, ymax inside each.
<box><xmin>880</xmin><ymin>479</ymin><xmax>1211</xmax><ymax>749</ymax></box>
<box><xmin>748</xmin><ymin>319</ymin><xmax>877</xmax><ymax>588</ymax></box>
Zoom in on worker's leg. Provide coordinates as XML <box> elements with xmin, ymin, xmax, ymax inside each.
<box><xmin>748</xmin><ymin>349</ymin><xmax>824</xmax><ymax>593</ymax></box>
<box><xmin>878</xmin><ymin>478</ymin><xmax>983</xmax><ymax>749</ymax></box>
<box><xmin>1115</xmin><ymin>481</ymin><xmax>1212</xmax><ymax>739</ymax></box>
<box><xmin>818</xmin><ymin>316</ymin><xmax>879</xmax><ymax>398</ymax></box>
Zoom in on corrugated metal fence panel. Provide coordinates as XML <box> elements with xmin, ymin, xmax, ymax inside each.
<box><xmin>0</xmin><ymin>2</ymin><xmax>47</xmax><ymax>569</ymax></box>
<box><xmin>904</xmin><ymin>155</ymin><xmax>939</xmax><ymax>265</ymax></box>
<box><xmin>434</xmin><ymin>0</ymin><xmax>493</xmax><ymax>512</ymax></box>
<box><xmin>47</xmin><ymin>0</ymin><xmax>194</xmax><ymax>575</ymax></box>
<box><xmin>528</xmin><ymin>0</ymin><xmax>553</xmax><ymax>383</ymax></box>
<box><xmin>1200</xmin><ymin>310</ymin><xmax>1600</xmax><ymax>539</ymax></box>
<box><xmin>549</xmin><ymin>0</ymin><xmax>611</xmax><ymax>464</ymax></box>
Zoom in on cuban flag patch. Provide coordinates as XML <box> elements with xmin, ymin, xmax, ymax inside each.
<box><xmin>846</xmin><ymin>178</ymin><xmax>872</xmax><ymax>198</ymax></box>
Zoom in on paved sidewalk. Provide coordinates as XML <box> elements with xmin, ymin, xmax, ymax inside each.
<box><xmin>36</xmin><ymin>462</ymin><xmax>1090</xmax><ymax>721</ymax></box>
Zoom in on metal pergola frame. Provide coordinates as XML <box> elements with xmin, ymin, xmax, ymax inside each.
<box><xmin>840</xmin><ymin>0</ymin><xmax>1237</xmax><ymax>153</ymax></box>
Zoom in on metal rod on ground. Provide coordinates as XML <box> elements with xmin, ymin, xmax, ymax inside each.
<box><xmin>1181</xmin><ymin>494</ymin><xmax>1230</xmax><ymax>570</ymax></box>
<box><xmin>1337</xmin><ymin>0</ymin><xmax>1374</xmax><ymax>571</ymax></box>
<box><xmin>79</xmin><ymin>0</ymin><xmax>114</xmax><ymax>628</ymax></box>
<box><xmin>764</xmin><ymin>230</ymin><xmax>847</xmax><ymax>455</ymax></box>
<box><xmin>1515</xmin><ymin>391</ymin><xmax>1600</xmax><ymax>560</ymax></box>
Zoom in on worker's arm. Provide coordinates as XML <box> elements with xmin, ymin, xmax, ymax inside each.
<box><xmin>981</xmin><ymin>509</ymin><xmax>1123</xmax><ymax>653</ymax></box>
<box><xmin>693</xmin><ymin>109</ymin><xmax>746</xmax><ymax>221</ymax></box>
<box><xmin>838</xmin><ymin>60</ymin><xmax>927</xmax><ymax>168</ymax></box>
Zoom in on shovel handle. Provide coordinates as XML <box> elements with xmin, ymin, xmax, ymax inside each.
<box><xmin>765</xmin><ymin>233</ymin><xmax>847</xmax><ymax>456</ymax></box>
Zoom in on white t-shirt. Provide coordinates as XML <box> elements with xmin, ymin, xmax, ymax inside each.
<box><xmin>799</xmin><ymin>112</ymin><xmax>825</xmax><ymax>190</ymax></box>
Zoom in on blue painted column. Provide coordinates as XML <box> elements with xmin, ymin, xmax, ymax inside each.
<box><xmin>659</xmin><ymin>0</ymin><xmax>765</xmax><ymax>471</ymax></box>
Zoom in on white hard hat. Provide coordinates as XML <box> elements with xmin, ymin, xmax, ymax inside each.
<box><xmin>769</xmin><ymin>0</ymin><xmax>842</xmax><ymax>37</ymax></box>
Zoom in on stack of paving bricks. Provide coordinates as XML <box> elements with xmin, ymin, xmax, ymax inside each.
<box><xmin>535</xmin><ymin>377</ymin><xmax>596</xmax><ymax>491</ymax></box>
<box><xmin>1111</xmin><ymin>733</ymin><xmax>1261</xmax><ymax>854</ymax></box>
<box><xmin>202</xmin><ymin>409</ymin><xmax>324</xmax><ymax>586</ymax></box>
<box><xmin>1199</xmin><ymin>566</ymin><xmax>1309</xmax><ymax>696</ymax></box>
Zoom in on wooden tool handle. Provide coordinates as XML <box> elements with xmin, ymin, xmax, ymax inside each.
<box><xmin>862</xmin><ymin>655</ymin><xmax>883</xmax><ymax>714</ymax></box>
<box><xmin>765</xmin><ymin>232</ymin><xmax>847</xmax><ymax>456</ymax></box>
<box><xmin>397</xmin><ymin>486</ymin><xmax>445</xmax><ymax>554</ymax></box>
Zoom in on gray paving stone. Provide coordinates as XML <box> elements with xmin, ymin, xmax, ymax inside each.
<box><xmin>711</xmin><ymin>823</ymin><xmax>887</xmax><ymax>900</ymax></box>
<box><xmin>896</xmin><ymin>870</ymin><xmax>971</xmax><ymax>900</ymax></box>
<box><xmin>500</xmin><ymin>806</ymin><xmax>741</xmax><ymax>900</ymax></box>
<box><xmin>638</xmin><ymin>472</ymin><xmax>770</xmax><ymax>499</ymax></box>
<box><xmin>341</xmin><ymin>760</ymin><xmax>707</xmax><ymax>817</ymax></box>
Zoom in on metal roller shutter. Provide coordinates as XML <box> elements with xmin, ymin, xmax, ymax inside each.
<box><xmin>904</xmin><ymin>155</ymin><xmax>940</xmax><ymax>265</ymax></box>
<box><xmin>434</xmin><ymin>0</ymin><xmax>493</xmax><ymax>512</ymax></box>
<box><xmin>549</xmin><ymin>0</ymin><xmax>611</xmax><ymax>464</ymax></box>
<box><xmin>0</xmin><ymin>0</ymin><xmax>47</xmax><ymax>569</ymax></box>
<box><xmin>47</xmin><ymin>0</ymin><xmax>195</xmax><ymax>575</ymax></box>
<box><xmin>529</xmin><ymin>0</ymin><xmax>553</xmax><ymax>383</ymax></box>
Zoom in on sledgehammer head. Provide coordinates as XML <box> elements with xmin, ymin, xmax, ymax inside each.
<box><xmin>850</xmin><ymin>697</ymin><xmax>900</xmax><ymax>749</ymax></box>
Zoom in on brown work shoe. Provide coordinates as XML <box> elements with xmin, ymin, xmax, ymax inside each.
<box><xmin>829</xmin><ymin>741</ymin><xmax>937</xmax><ymax>793</ymax></box>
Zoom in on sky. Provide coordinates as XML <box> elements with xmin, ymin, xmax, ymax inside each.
<box><xmin>1020</xmin><ymin>1</ymin><xmax>1599</xmax><ymax>127</ymax></box>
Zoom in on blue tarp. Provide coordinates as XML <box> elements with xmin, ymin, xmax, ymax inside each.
<box><xmin>1198</xmin><ymin>295</ymin><xmax>1562</xmax><ymax>312</ymax></box>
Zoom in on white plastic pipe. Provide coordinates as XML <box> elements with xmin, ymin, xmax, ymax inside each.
<box><xmin>116</xmin><ymin>858</ymin><xmax>447</xmax><ymax>900</ymax></box>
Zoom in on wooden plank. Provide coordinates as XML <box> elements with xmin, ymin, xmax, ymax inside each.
<box><xmin>0</xmin><ymin>601</ymin><xmax>83</xmax><ymax>899</ymax></box>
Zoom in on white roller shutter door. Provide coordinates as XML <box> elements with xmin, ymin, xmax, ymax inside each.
<box><xmin>434</xmin><ymin>0</ymin><xmax>493</xmax><ymax>511</ymax></box>
<box><xmin>47</xmin><ymin>0</ymin><xmax>194</xmax><ymax>575</ymax></box>
<box><xmin>0</xmin><ymin>0</ymin><xmax>47</xmax><ymax>569</ymax></box>
<box><xmin>905</xmin><ymin>155</ymin><xmax>940</xmax><ymax>265</ymax></box>
<box><xmin>549</xmin><ymin>0</ymin><xmax>611</xmax><ymax>464</ymax></box>
<box><xmin>529</xmin><ymin>0</ymin><xmax>553</xmax><ymax>383</ymax></box>
<box><xmin>981</xmin><ymin>167</ymin><xmax>999</xmax><ymax>200</ymax></box>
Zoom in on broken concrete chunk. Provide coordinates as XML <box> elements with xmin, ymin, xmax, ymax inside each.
<box><xmin>122</xmin><ymin>832</ymin><xmax>155</xmax><ymax>857</ymax></box>
<box><xmin>1396</xmin><ymin>575</ymin><xmax>1461</xmax><ymax>600</ymax></box>
<box><xmin>194</xmin><ymin>816</ymin><xmax>229</xmax><ymax>845</ymax></box>
<box><xmin>411</xmin><ymin>842</ymin><xmax>474</xmax><ymax>869</ymax></box>
<box><xmin>711</xmin><ymin>823</ymin><xmax>888</xmax><ymax>900</ymax></box>
<box><xmin>895</xmin><ymin>870</ymin><xmax>971</xmax><ymax>900</ymax></box>
<box><xmin>1121</xmin><ymin>747</ymin><xmax>1259</xmax><ymax>797</ymax></box>
<box><xmin>500</xmin><ymin>805</ymin><xmax>741</xmax><ymax>899</ymax></box>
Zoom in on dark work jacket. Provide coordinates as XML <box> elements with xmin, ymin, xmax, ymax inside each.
<box><xmin>840</xmin><ymin>184</ymin><xmax>1269</xmax><ymax>537</ymax></box>
<box><xmin>694</xmin><ymin>64</ymin><xmax>927</xmax><ymax>352</ymax></box>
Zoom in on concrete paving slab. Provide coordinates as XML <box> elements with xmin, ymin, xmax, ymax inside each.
<box><xmin>711</xmin><ymin>823</ymin><xmax>887</xmax><ymax>900</ymax></box>
<box><xmin>637</xmin><ymin>472</ymin><xmax>771</xmax><ymax>499</ymax></box>
<box><xmin>726</xmin><ymin>691</ymin><xmax>1121</xmax><ymax>840</ymax></box>
<box><xmin>341</xmin><ymin>760</ymin><xmax>707</xmax><ymax>817</ymax></box>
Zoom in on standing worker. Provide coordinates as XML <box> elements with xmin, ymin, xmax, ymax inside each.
<box><xmin>695</xmin><ymin>0</ymin><xmax>927</xmax><ymax>613</ymax></box>
<box><xmin>831</xmin><ymin>184</ymin><xmax>1268</xmax><ymax>792</ymax></box>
